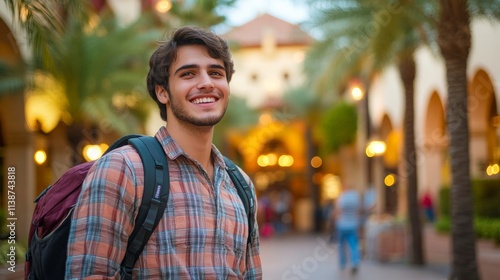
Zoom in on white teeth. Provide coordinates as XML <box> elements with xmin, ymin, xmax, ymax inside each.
<box><xmin>192</xmin><ymin>97</ymin><xmax>216</xmax><ymax>104</ymax></box>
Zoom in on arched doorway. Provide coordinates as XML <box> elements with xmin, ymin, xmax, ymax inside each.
<box><xmin>424</xmin><ymin>91</ymin><xmax>448</xmax><ymax>201</ymax></box>
<box><xmin>468</xmin><ymin>70</ymin><xmax>498</xmax><ymax>176</ymax></box>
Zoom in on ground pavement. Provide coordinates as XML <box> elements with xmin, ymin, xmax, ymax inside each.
<box><xmin>260</xmin><ymin>233</ymin><xmax>449</xmax><ymax>280</ymax></box>
<box><xmin>261</xmin><ymin>225</ymin><xmax>500</xmax><ymax>280</ymax></box>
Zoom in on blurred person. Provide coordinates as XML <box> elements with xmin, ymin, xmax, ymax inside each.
<box><xmin>335</xmin><ymin>182</ymin><xmax>361</xmax><ymax>274</ymax></box>
<box><xmin>258</xmin><ymin>192</ymin><xmax>274</xmax><ymax>237</ymax></box>
<box><xmin>271</xmin><ymin>187</ymin><xmax>292</xmax><ymax>234</ymax></box>
<box><xmin>421</xmin><ymin>188</ymin><xmax>435</xmax><ymax>223</ymax></box>
<box><xmin>323</xmin><ymin>199</ymin><xmax>337</xmax><ymax>243</ymax></box>
<box><xmin>65</xmin><ymin>26</ymin><xmax>262</xmax><ymax>279</ymax></box>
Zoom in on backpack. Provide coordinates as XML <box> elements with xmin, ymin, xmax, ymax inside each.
<box><xmin>25</xmin><ymin>135</ymin><xmax>255</xmax><ymax>280</ymax></box>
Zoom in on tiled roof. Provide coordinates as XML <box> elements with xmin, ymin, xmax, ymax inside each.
<box><xmin>221</xmin><ymin>13</ymin><xmax>314</xmax><ymax>48</ymax></box>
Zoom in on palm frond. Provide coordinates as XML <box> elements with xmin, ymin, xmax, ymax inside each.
<box><xmin>304</xmin><ymin>0</ymin><xmax>435</xmax><ymax>101</ymax></box>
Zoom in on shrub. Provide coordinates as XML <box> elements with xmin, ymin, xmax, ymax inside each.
<box><xmin>439</xmin><ymin>179</ymin><xmax>500</xmax><ymax>218</ymax></box>
<box><xmin>320</xmin><ymin>101</ymin><xmax>358</xmax><ymax>153</ymax></box>
<box><xmin>472</xmin><ymin>179</ymin><xmax>500</xmax><ymax>218</ymax></box>
<box><xmin>434</xmin><ymin>216</ymin><xmax>500</xmax><ymax>245</ymax></box>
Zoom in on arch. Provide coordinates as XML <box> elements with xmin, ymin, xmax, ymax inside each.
<box><xmin>423</xmin><ymin>91</ymin><xmax>449</xmax><ymax>204</ymax></box>
<box><xmin>469</xmin><ymin>69</ymin><xmax>497</xmax><ymax>175</ymax></box>
<box><xmin>424</xmin><ymin>91</ymin><xmax>447</xmax><ymax>150</ymax></box>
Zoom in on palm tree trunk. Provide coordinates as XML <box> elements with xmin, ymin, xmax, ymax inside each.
<box><xmin>399</xmin><ymin>54</ymin><xmax>424</xmax><ymax>266</ymax></box>
<box><xmin>437</xmin><ymin>1</ymin><xmax>479</xmax><ymax>279</ymax></box>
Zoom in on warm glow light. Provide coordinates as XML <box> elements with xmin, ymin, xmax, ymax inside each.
<box><xmin>322</xmin><ymin>174</ymin><xmax>341</xmax><ymax>199</ymax></box>
<box><xmin>310</xmin><ymin>156</ymin><xmax>322</xmax><ymax>168</ymax></box>
<box><xmin>268</xmin><ymin>153</ymin><xmax>278</xmax><ymax>166</ymax></box>
<box><xmin>155</xmin><ymin>0</ymin><xmax>172</xmax><ymax>13</ymax></box>
<box><xmin>351</xmin><ymin>86</ymin><xmax>364</xmax><ymax>101</ymax></box>
<box><xmin>257</xmin><ymin>155</ymin><xmax>269</xmax><ymax>167</ymax></box>
<box><xmin>487</xmin><ymin>164</ymin><xmax>500</xmax><ymax>176</ymax></box>
<box><xmin>493</xmin><ymin>164</ymin><xmax>500</xmax><ymax>174</ymax></box>
<box><xmin>34</xmin><ymin>150</ymin><xmax>47</xmax><ymax>165</ymax></box>
<box><xmin>26</xmin><ymin>72</ymin><xmax>67</xmax><ymax>133</ymax></box>
<box><xmin>278</xmin><ymin>155</ymin><xmax>294</xmax><ymax>167</ymax></box>
<box><xmin>384</xmin><ymin>174</ymin><xmax>396</xmax><ymax>187</ymax></box>
<box><xmin>83</xmin><ymin>144</ymin><xmax>104</xmax><ymax>162</ymax></box>
<box><xmin>366</xmin><ymin>140</ymin><xmax>386</xmax><ymax>157</ymax></box>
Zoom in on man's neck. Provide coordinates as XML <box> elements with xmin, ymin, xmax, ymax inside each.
<box><xmin>165</xmin><ymin>121</ymin><xmax>214</xmax><ymax>170</ymax></box>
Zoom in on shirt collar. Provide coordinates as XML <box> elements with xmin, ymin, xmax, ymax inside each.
<box><xmin>154</xmin><ymin>126</ymin><xmax>227</xmax><ymax>169</ymax></box>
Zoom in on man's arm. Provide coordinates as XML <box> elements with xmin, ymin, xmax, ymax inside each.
<box><xmin>65</xmin><ymin>150</ymin><xmax>140</xmax><ymax>279</ymax></box>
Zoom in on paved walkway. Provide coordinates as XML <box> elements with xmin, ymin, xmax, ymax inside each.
<box><xmin>261</xmin><ymin>225</ymin><xmax>500</xmax><ymax>280</ymax></box>
<box><xmin>261</xmin><ymin>233</ymin><xmax>449</xmax><ymax>280</ymax></box>
<box><xmin>423</xmin><ymin>225</ymin><xmax>500</xmax><ymax>280</ymax></box>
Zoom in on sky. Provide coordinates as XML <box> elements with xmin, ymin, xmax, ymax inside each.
<box><xmin>215</xmin><ymin>0</ymin><xmax>311</xmax><ymax>33</ymax></box>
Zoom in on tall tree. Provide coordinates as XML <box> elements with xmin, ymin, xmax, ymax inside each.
<box><xmin>305</xmin><ymin>0</ymin><xmax>436</xmax><ymax>265</ymax></box>
<box><xmin>438</xmin><ymin>1</ymin><xmax>474</xmax><ymax>279</ymax></box>
<box><xmin>436</xmin><ymin>1</ymin><xmax>500</xmax><ymax>278</ymax></box>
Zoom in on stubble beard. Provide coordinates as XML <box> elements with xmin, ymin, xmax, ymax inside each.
<box><xmin>168</xmin><ymin>92</ymin><xmax>228</xmax><ymax>127</ymax></box>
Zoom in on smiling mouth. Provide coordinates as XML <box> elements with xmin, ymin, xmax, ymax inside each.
<box><xmin>191</xmin><ymin>97</ymin><xmax>217</xmax><ymax>104</ymax></box>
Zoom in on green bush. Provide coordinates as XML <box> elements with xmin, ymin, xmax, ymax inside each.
<box><xmin>472</xmin><ymin>179</ymin><xmax>500</xmax><ymax>218</ymax></box>
<box><xmin>434</xmin><ymin>216</ymin><xmax>500</xmax><ymax>244</ymax></box>
<box><xmin>438</xmin><ymin>186</ymin><xmax>450</xmax><ymax>217</ymax></box>
<box><xmin>435</xmin><ymin>216</ymin><xmax>451</xmax><ymax>233</ymax></box>
<box><xmin>437</xmin><ymin>180</ymin><xmax>500</xmax><ymax>244</ymax></box>
<box><xmin>474</xmin><ymin>217</ymin><xmax>500</xmax><ymax>244</ymax></box>
<box><xmin>438</xmin><ymin>179</ymin><xmax>500</xmax><ymax>218</ymax></box>
<box><xmin>320</xmin><ymin>101</ymin><xmax>358</xmax><ymax>153</ymax></box>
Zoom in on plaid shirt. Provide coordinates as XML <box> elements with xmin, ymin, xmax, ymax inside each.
<box><xmin>66</xmin><ymin>127</ymin><xmax>262</xmax><ymax>279</ymax></box>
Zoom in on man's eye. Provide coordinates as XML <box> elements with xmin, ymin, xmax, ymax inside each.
<box><xmin>180</xmin><ymin>72</ymin><xmax>194</xmax><ymax>77</ymax></box>
<box><xmin>210</xmin><ymin>71</ymin><xmax>224</xmax><ymax>76</ymax></box>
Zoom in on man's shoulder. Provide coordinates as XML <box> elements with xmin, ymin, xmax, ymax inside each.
<box><xmin>92</xmin><ymin>144</ymin><xmax>143</xmax><ymax>172</ymax></box>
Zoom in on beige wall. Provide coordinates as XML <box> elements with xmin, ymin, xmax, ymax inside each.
<box><xmin>230</xmin><ymin>46</ymin><xmax>309</xmax><ymax>108</ymax></box>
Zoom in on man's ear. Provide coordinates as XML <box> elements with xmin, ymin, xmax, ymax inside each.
<box><xmin>156</xmin><ymin>85</ymin><xmax>169</xmax><ymax>104</ymax></box>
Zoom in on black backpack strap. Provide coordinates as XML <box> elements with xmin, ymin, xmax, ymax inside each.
<box><xmin>120</xmin><ymin>136</ymin><xmax>169</xmax><ymax>280</ymax></box>
<box><xmin>223</xmin><ymin>156</ymin><xmax>255</xmax><ymax>245</ymax></box>
<box><xmin>104</xmin><ymin>134</ymin><xmax>144</xmax><ymax>155</ymax></box>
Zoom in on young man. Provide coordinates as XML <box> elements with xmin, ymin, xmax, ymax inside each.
<box><xmin>65</xmin><ymin>26</ymin><xmax>262</xmax><ymax>279</ymax></box>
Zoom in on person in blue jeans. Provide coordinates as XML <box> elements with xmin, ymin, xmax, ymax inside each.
<box><xmin>335</xmin><ymin>184</ymin><xmax>361</xmax><ymax>274</ymax></box>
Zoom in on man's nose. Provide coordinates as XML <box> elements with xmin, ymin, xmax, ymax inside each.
<box><xmin>198</xmin><ymin>72</ymin><xmax>214</xmax><ymax>90</ymax></box>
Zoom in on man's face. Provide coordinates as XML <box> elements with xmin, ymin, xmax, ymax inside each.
<box><xmin>164</xmin><ymin>45</ymin><xmax>230</xmax><ymax>127</ymax></box>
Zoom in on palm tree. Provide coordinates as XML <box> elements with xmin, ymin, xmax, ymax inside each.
<box><xmin>436</xmin><ymin>0</ymin><xmax>500</xmax><ymax>278</ymax></box>
<box><xmin>437</xmin><ymin>3</ymin><xmax>475</xmax><ymax>278</ymax></box>
<box><xmin>305</xmin><ymin>0</ymin><xmax>436</xmax><ymax>265</ymax></box>
<box><xmin>436</xmin><ymin>1</ymin><xmax>500</xmax><ymax>279</ymax></box>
